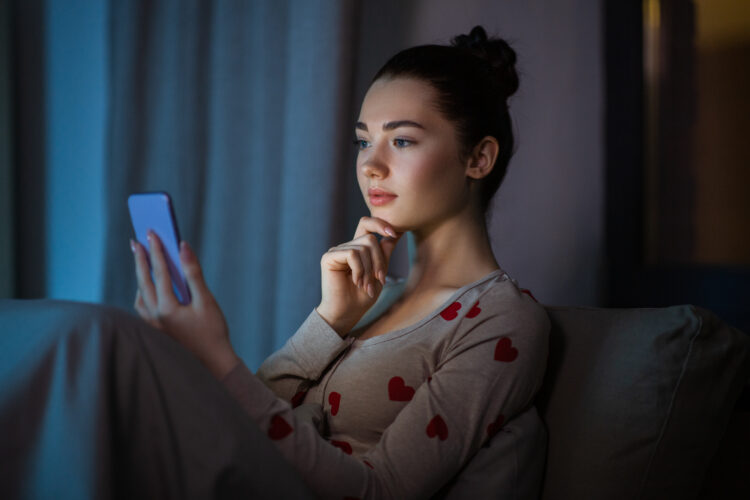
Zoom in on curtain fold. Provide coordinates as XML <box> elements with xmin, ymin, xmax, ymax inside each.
<box><xmin>0</xmin><ymin>0</ymin><xmax>14</xmax><ymax>298</ymax></box>
<box><xmin>102</xmin><ymin>0</ymin><xmax>359</xmax><ymax>370</ymax></box>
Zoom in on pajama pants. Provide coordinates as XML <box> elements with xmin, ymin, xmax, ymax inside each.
<box><xmin>0</xmin><ymin>299</ymin><xmax>314</xmax><ymax>500</ymax></box>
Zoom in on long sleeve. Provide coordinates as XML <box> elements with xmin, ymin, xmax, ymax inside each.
<box><xmin>222</xmin><ymin>282</ymin><xmax>550</xmax><ymax>499</ymax></box>
<box><xmin>256</xmin><ymin>278</ymin><xmax>406</xmax><ymax>403</ymax></box>
<box><xmin>255</xmin><ymin>309</ymin><xmax>353</xmax><ymax>402</ymax></box>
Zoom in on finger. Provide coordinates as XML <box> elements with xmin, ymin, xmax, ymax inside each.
<box><xmin>357</xmin><ymin>245</ymin><xmax>374</xmax><ymax>289</ymax></box>
<box><xmin>354</xmin><ymin>233</ymin><xmax>386</xmax><ymax>285</ymax></box>
<box><xmin>366</xmin><ymin>233</ymin><xmax>393</xmax><ymax>285</ymax></box>
<box><xmin>352</xmin><ymin>216</ymin><xmax>403</xmax><ymax>283</ymax></box>
<box><xmin>356</xmin><ymin>231</ymin><xmax>404</xmax><ymax>283</ymax></box>
<box><xmin>329</xmin><ymin>245</ymin><xmax>372</xmax><ymax>289</ymax></box>
<box><xmin>323</xmin><ymin>247</ymin><xmax>365</xmax><ymax>287</ymax></box>
<box><xmin>379</xmin><ymin>231</ymin><xmax>404</xmax><ymax>270</ymax></box>
<box><xmin>132</xmin><ymin>239</ymin><xmax>158</xmax><ymax>314</ymax></box>
<box><xmin>344</xmin><ymin>248</ymin><xmax>366</xmax><ymax>288</ymax></box>
<box><xmin>147</xmin><ymin>230</ymin><xmax>179</xmax><ymax>310</ymax></box>
<box><xmin>353</xmin><ymin>216</ymin><xmax>398</xmax><ymax>241</ymax></box>
<box><xmin>134</xmin><ymin>290</ymin><xmax>163</xmax><ymax>329</ymax></box>
<box><xmin>134</xmin><ymin>289</ymin><xmax>151</xmax><ymax>318</ymax></box>
<box><xmin>179</xmin><ymin>241</ymin><xmax>208</xmax><ymax>306</ymax></box>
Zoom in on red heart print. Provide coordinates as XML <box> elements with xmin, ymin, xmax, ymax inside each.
<box><xmin>426</xmin><ymin>415</ymin><xmax>449</xmax><ymax>441</ymax></box>
<box><xmin>521</xmin><ymin>288</ymin><xmax>538</xmax><ymax>302</ymax></box>
<box><xmin>440</xmin><ymin>302</ymin><xmax>462</xmax><ymax>320</ymax></box>
<box><xmin>291</xmin><ymin>390</ymin><xmax>307</xmax><ymax>408</ymax></box>
<box><xmin>494</xmin><ymin>337</ymin><xmax>518</xmax><ymax>362</ymax></box>
<box><xmin>466</xmin><ymin>301</ymin><xmax>481</xmax><ymax>318</ymax></box>
<box><xmin>268</xmin><ymin>414</ymin><xmax>293</xmax><ymax>440</ymax></box>
<box><xmin>329</xmin><ymin>392</ymin><xmax>341</xmax><ymax>416</ymax></box>
<box><xmin>363</xmin><ymin>460</ymin><xmax>374</xmax><ymax>469</ymax></box>
<box><xmin>331</xmin><ymin>440</ymin><xmax>353</xmax><ymax>455</ymax></box>
<box><xmin>388</xmin><ymin>376</ymin><xmax>415</xmax><ymax>401</ymax></box>
<box><xmin>486</xmin><ymin>414</ymin><xmax>505</xmax><ymax>438</ymax></box>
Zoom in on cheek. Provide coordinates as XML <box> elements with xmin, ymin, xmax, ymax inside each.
<box><xmin>356</xmin><ymin>163</ymin><xmax>367</xmax><ymax>190</ymax></box>
<box><xmin>409</xmin><ymin>157</ymin><xmax>463</xmax><ymax>197</ymax></box>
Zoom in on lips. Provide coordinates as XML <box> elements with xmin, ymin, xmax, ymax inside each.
<box><xmin>368</xmin><ymin>187</ymin><xmax>395</xmax><ymax>197</ymax></box>
<box><xmin>368</xmin><ymin>187</ymin><xmax>397</xmax><ymax>206</ymax></box>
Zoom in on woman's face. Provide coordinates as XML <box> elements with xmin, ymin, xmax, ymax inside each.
<box><xmin>355</xmin><ymin>77</ymin><xmax>472</xmax><ymax>233</ymax></box>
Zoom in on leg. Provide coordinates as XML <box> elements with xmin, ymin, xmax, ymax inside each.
<box><xmin>0</xmin><ymin>299</ymin><xmax>314</xmax><ymax>499</ymax></box>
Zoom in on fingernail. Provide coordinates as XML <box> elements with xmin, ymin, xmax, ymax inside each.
<box><xmin>379</xmin><ymin>270</ymin><xmax>385</xmax><ymax>285</ymax></box>
<box><xmin>146</xmin><ymin>230</ymin><xmax>153</xmax><ymax>241</ymax></box>
<box><xmin>130</xmin><ymin>239</ymin><xmax>136</xmax><ymax>254</ymax></box>
<box><xmin>385</xmin><ymin>227</ymin><xmax>396</xmax><ymax>238</ymax></box>
<box><xmin>367</xmin><ymin>283</ymin><xmax>375</xmax><ymax>298</ymax></box>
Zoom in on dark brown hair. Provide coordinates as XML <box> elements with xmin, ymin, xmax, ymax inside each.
<box><xmin>373</xmin><ymin>26</ymin><xmax>520</xmax><ymax>216</ymax></box>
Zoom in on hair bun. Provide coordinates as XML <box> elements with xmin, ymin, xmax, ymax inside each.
<box><xmin>452</xmin><ymin>25</ymin><xmax>488</xmax><ymax>49</ymax></box>
<box><xmin>451</xmin><ymin>25</ymin><xmax>519</xmax><ymax>102</ymax></box>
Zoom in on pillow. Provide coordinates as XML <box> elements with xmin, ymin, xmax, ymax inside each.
<box><xmin>536</xmin><ymin>305</ymin><xmax>750</xmax><ymax>500</ymax></box>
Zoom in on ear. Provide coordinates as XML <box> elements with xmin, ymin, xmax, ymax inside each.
<box><xmin>465</xmin><ymin>136</ymin><xmax>499</xmax><ymax>180</ymax></box>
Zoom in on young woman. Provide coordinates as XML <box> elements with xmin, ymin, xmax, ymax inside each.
<box><xmin>132</xmin><ymin>25</ymin><xmax>550</xmax><ymax>499</ymax></box>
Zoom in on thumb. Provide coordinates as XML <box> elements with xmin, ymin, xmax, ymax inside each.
<box><xmin>179</xmin><ymin>241</ymin><xmax>209</xmax><ymax>304</ymax></box>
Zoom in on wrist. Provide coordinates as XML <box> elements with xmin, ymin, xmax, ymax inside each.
<box><xmin>202</xmin><ymin>343</ymin><xmax>242</xmax><ymax>380</ymax></box>
<box><xmin>315</xmin><ymin>305</ymin><xmax>358</xmax><ymax>338</ymax></box>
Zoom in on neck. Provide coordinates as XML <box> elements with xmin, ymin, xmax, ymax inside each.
<box><xmin>405</xmin><ymin>204</ymin><xmax>500</xmax><ymax>294</ymax></box>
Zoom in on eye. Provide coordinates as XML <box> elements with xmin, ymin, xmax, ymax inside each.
<box><xmin>393</xmin><ymin>138</ymin><xmax>413</xmax><ymax>148</ymax></box>
<box><xmin>353</xmin><ymin>138</ymin><xmax>370</xmax><ymax>150</ymax></box>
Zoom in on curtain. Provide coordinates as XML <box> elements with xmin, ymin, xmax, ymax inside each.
<box><xmin>0</xmin><ymin>0</ymin><xmax>13</xmax><ymax>298</ymax></box>
<box><xmin>102</xmin><ymin>0</ymin><xmax>360</xmax><ymax>370</ymax></box>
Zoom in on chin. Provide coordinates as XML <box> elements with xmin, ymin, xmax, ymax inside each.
<box><xmin>370</xmin><ymin>212</ymin><xmax>412</xmax><ymax>234</ymax></box>
<box><xmin>368</xmin><ymin>209</ymin><xmax>395</xmax><ymax>227</ymax></box>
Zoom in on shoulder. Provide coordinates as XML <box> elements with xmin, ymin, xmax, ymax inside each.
<box><xmin>479</xmin><ymin>275</ymin><xmax>550</xmax><ymax>335</ymax></box>
<box><xmin>459</xmin><ymin>273</ymin><xmax>549</xmax><ymax>336</ymax></box>
<box><xmin>448</xmin><ymin>273</ymin><xmax>550</xmax><ymax>362</ymax></box>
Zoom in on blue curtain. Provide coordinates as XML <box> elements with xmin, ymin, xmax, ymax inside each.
<box><xmin>102</xmin><ymin>0</ymin><xmax>361</xmax><ymax>370</ymax></box>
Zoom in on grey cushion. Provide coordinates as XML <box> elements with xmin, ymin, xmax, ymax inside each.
<box><xmin>536</xmin><ymin>305</ymin><xmax>750</xmax><ymax>500</ymax></box>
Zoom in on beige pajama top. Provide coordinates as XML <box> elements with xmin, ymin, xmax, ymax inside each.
<box><xmin>222</xmin><ymin>269</ymin><xmax>550</xmax><ymax>499</ymax></box>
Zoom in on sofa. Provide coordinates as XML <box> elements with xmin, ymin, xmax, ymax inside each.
<box><xmin>0</xmin><ymin>299</ymin><xmax>748</xmax><ymax>499</ymax></box>
<box><xmin>537</xmin><ymin>304</ymin><xmax>749</xmax><ymax>500</ymax></box>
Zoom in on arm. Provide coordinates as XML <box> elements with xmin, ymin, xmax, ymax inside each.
<box><xmin>257</xmin><ymin>278</ymin><xmax>407</xmax><ymax>403</ymax></box>
<box><xmin>255</xmin><ymin>308</ymin><xmax>352</xmax><ymax>403</ymax></box>
<box><xmin>222</xmin><ymin>296</ymin><xmax>551</xmax><ymax>499</ymax></box>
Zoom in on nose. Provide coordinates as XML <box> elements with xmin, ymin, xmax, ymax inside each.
<box><xmin>359</xmin><ymin>148</ymin><xmax>389</xmax><ymax>179</ymax></box>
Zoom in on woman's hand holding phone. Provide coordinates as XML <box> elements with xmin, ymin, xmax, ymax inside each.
<box><xmin>316</xmin><ymin>216</ymin><xmax>403</xmax><ymax>337</ymax></box>
<box><xmin>131</xmin><ymin>231</ymin><xmax>240</xmax><ymax>380</ymax></box>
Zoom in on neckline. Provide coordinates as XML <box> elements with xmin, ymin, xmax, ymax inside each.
<box><xmin>351</xmin><ymin>268</ymin><xmax>507</xmax><ymax>346</ymax></box>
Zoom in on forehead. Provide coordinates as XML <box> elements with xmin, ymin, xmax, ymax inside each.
<box><xmin>357</xmin><ymin>77</ymin><xmax>444</xmax><ymax>126</ymax></box>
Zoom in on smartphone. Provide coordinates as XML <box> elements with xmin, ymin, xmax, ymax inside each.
<box><xmin>127</xmin><ymin>191</ymin><xmax>191</xmax><ymax>305</ymax></box>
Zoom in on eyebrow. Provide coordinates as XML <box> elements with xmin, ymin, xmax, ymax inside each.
<box><xmin>355</xmin><ymin>120</ymin><xmax>426</xmax><ymax>132</ymax></box>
